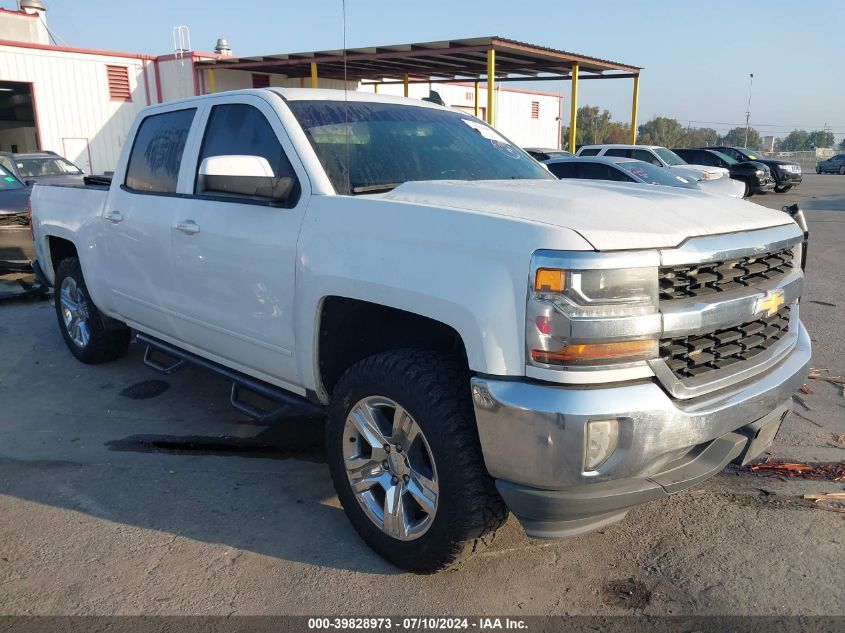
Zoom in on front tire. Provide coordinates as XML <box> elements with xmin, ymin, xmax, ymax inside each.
<box><xmin>774</xmin><ymin>183</ymin><xmax>792</xmax><ymax>193</ymax></box>
<box><xmin>839</xmin><ymin>166</ymin><xmax>845</xmax><ymax>175</ymax></box>
<box><xmin>326</xmin><ymin>350</ymin><xmax>507</xmax><ymax>573</ymax></box>
<box><xmin>54</xmin><ymin>257</ymin><xmax>130</xmax><ymax>364</ymax></box>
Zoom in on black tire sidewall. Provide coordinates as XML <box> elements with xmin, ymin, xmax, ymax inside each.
<box><xmin>327</xmin><ymin>351</ymin><xmax>503</xmax><ymax>573</ymax></box>
<box><xmin>54</xmin><ymin>257</ymin><xmax>129</xmax><ymax>364</ymax></box>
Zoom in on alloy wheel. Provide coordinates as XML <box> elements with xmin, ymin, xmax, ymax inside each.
<box><xmin>59</xmin><ymin>276</ymin><xmax>91</xmax><ymax>348</ymax></box>
<box><xmin>342</xmin><ymin>396</ymin><xmax>439</xmax><ymax>541</ymax></box>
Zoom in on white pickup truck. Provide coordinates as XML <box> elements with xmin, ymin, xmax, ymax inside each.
<box><xmin>31</xmin><ymin>88</ymin><xmax>811</xmax><ymax>573</ymax></box>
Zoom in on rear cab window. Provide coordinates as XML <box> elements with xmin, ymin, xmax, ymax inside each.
<box><xmin>124</xmin><ymin>108</ymin><xmax>196</xmax><ymax>193</ymax></box>
<box><xmin>578</xmin><ymin>148</ymin><xmax>600</xmax><ymax>156</ymax></box>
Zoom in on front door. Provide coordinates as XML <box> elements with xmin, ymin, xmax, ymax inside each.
<box><xmin>169</xmin><ymin>96</ymin><xmax>309</xmax><ymax>390</ymax></box>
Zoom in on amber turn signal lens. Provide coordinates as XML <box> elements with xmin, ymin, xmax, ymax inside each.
<box><xmin>531</xmin><ymin>339</ymin><xmax>657</xmax><ymax>365</ymax></box>
<box><xmin>534</xmin><ymin>268</ymin><xmax>565</xmax><ymax>293</ymax></box>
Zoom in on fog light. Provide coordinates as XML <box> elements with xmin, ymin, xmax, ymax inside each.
<box><xmin>585</xmin><ymin>419</ymin><xmax>619</xmax><ymax>471</ymax></box>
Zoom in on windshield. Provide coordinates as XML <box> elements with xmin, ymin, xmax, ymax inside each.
<box><xmin>16</xmin><ymin>157</ymin><xmax>83</xmax><ymax>178</ymax></box>
<box><xmin>709</xmin><ymin>150</ymin><xmax>737</xmax><ymax>165</ymax></box>
<box><xmin>736</xmin><ymin>148</ymin><xmax>759</xmax><ymax>160</ymax></box>
<box><xmin>654</xmin><ymin>148</ymin><xmax>687</xmax><ymax>166</ymax></box>
<box><xmin>286</xmin><ymin>100</ymin><xmax>554</xmax><ymax>194</ymax></box>
<box><xmin>617</xmin><ymin>161</ymin><xmax>697</xmax><ymax>188</ymax></box>
<box><xmin>0</xmin><ymin>165</ymin><xmax>24</xmax><ymax>190</ymax></box>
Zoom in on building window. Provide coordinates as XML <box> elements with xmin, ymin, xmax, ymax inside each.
<box><xmin>106</xmin><ymin>65</ymin><xmax>131</xmax><ymax>101</ymax></box>
<box><xmin>531</xmin><ymin>101</ymin><xmax>539</xmax><ymax>119</ymax></box>
<box><xmin>252</xmin><ymin>73</ymin><xmax>270</xmax><ymax>89</ymax></box>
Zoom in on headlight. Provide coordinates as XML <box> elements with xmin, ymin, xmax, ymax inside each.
<box><xmin>527</xmin><ymin>251</ymin><xmax>660</xmax><ymax>368</ymax></box>
<box><xmin>755</xmin><ymin>169</ymin><xmax>765</xmax><ymax>177</ymax></box>
<box><xmin>534</xmin><ymin>266</ymin><xmax>657</xmax><ymax>317</ymax></box>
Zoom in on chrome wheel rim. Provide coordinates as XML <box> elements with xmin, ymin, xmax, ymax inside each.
<box><xmin>343</xmin><ymin>396</ymin><xmax>439</xmax><ymax>541</ymax></box>
<box><xmin>59</xmin><ymin>276</ymin><xmax>91</xmax><ymax>348</ymax></box>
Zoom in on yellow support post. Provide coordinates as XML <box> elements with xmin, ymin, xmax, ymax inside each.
<box><xmin>630</xmin><ymin>74</ymin><xmax>640</xmax><ymax>144</ymax></box>
<box><xmin>474</xmin><ymin>80</ymin><xmax>479</xmax><ymax>118</ymax></box>
<box><xmin>208</xmin><ymin>69</ymin><xmax>216</xmax><ymax>94</ymax></box>
<box><xmin>486</xmin><ymin>48</ymin><xmax>495</xmax><ymax>126</ymax></box>
<box><xmin>310</xmin><ymin>62</ymin><xmax>318</xmax><ymax>89</ymax></box>
<box><xmin>374</xmin><ymin>83</ymin><xmax>379</xmax><ymax>94</ymax></box>
<box><xmin>568</xmin><ymin>63</ymin><xmax>579</xmax><ymax>153</ymax></box>
<box><xmin>403</xmin><ymin>73</ymin><xmax>409</xmax><ymax>97</ymax></box>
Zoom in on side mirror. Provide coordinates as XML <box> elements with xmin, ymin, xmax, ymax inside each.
<box><xmin>197</xmin><ymin>155</ymin><xmax>294</xmax><ymax>204</ymax></box>
<box><xmin>24</xmin><ymin>179</ymin><xmax>36</xmax><ymax>187</ymax></box>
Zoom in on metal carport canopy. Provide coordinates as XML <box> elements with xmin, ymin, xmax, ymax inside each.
<box><xmin>195</xmin><ymin>36</ymin><xmax>643</xmax><ymax>148</ymax></box>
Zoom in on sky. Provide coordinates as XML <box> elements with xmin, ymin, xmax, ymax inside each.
<box><xmin>40</xmin><ymin>0</ymin><xmax>845</xmax><ymax>142</ymax></box>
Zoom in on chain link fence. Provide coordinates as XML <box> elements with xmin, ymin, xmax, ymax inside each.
<box><xmin>761</xmin><ymin>149</ymin><xmax>837</xmax><ymax>172</ymax></box>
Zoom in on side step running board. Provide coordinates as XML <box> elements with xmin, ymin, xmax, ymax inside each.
<box><xmin>136</xmin><ymin>332</ymin><xmax>323</xmax><ymax>423</ymax></box>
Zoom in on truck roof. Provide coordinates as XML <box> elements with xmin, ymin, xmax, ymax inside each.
<box><xmin>147</xmin><ymin>87</ymin><xmax>454</xmax><ymax>113</ymax></box>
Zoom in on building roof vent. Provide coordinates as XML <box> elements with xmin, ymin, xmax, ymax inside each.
<box><xmin>18</xmin><ymin>0</ymin><xmax>47</xmax><ymax>13</ymax></box>
<box><xmin>214</xmin><ymin>38</ymin><xmax>232</xmax><ymax>56</ymax></box>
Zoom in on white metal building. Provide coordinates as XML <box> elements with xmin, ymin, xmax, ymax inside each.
<box><xmin>0</xmin><ymin>2</ymin><xmax>563</xmax><ymax>174</ymax></box>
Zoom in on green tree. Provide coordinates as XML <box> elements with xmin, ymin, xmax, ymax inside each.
<box><xmin>605</xmin><ymin>122</ymin><xmax>631</xmax><ymax>144</ymax></box>
<box><xmin>807</xmin><ymin>130</ymin><xmax>834</xmax><ymax>149</ymax></box>
<box><xmin>839</xmin><ymin>137</ymin><xmax>845</xmax><ymax>150</ymax></box>
<box><xmin>576</xmin><ymin>105</ymin><xmax>613</xmax><ymax>146</ymax></box>
<box><xmin>682</xmin><ymin>127</ymin><xmax>720</xmax><ymax>148</ymax></box>
<box><xmin>781</xmin><ymin>129</ymin><xmax>810</xmax><ymax>151</ymax></box>
<box><xmin>719</xmin><ymin>127</ymin><xmax>762</xmax><ymax>149</ymax></box>
<box><xmin>637</xmin><ymin>117</ymin><xmax>686</xmax><ymax>147</ymax></box>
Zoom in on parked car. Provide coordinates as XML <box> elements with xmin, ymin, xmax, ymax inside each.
<box><xmin>0</xmin><ymin>151</ymin><xmax>86</xmax><ymax>187</ymax></box>
<box><xmin>816</xmin><ymin>153</ymin><xmax>845</xmax><ymax>174</ymax></box>
<box><xmin>707</xmin><ymin>146</ymin><xmax>802</xmax><ymax>192</ymax></box>
<box><xmin>576</xmin><ymin>145</ymin><xmax>745</xmax><ymax>198</ymax></box>
<box><xmin>0</xmin><ymin>164</ymin><xmax>33</xmax><ymax>270</ymax></box>
<box><xmin>524</xmin><ymin>147</ymin><xmax>571</xmax><ymax>161</ymax></box>
<box><xmin>32</xmin><ymin>88</ymin><xmax>810</xmax><ymax>573</ymax></box>
<box><xmin>576</xmin><ymin>143</ymin><xmax>731</xmax><ymax>182</ymax></box>
<box><xmin>673</xmin><ymin>148</ymin><xmax>774</xmax><ymax>197</ymax></box>
<box><xmin>544</xmin><ymin>155</ymin><xmax>700</xmax><ymax>190</ymax></box>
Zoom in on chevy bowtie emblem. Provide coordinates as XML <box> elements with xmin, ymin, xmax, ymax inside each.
<box><xmin>756</xmin><ymin>289</ymin><xmax>785</xmax><ymax>317</ymax></box>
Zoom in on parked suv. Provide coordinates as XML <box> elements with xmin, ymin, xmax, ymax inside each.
<box><xmin>32</xmin><ymin>89</ymin><xmax>811</xmax><ymax>573</ymax></box>
<box><xmin>673</xmin><ymin>148</ymin><xmax>774</xmax><ymax>197</ymax></box>
<box><xmin>0</xmin><ymin>151</ymin><xmax>86</xmax><ymax>187</ymax></box>
<box><xmin>708</xmin><ymin>147</ymin><xmax>802</xmax><ymax>193</ymax></box>
<box><xmin>816</xmin><ymin>154</ymin><xmax>845</xmax><ymax>175</ymax></box>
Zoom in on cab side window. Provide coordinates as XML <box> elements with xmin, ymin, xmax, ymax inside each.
<box><xmin>124</xmin><ymin>108</ymin><xmax>196</xmax><ymax>193</ymax></box>
<box><xmin>604</xmin><ymin>148</ymin><xmax>632</xmax><ymax>158</ymax></box>
<box><xmin>195</xmin><ymin>103</ymin><xmax>298</xmax><ymax>204</ymax></box>
<box><xmin>631</xmin><ymin>149</ymin><xmax>662</xmax><ymax>166</ymax></box>
<box><xmin>547</xmin><ymin>162</ymin><xmax>578</xmax><ymax>179</ymax></box>
<box><xmin>578</xmin><ymin>148</ymin><xmax>600</xmax><ymax>156</ymax></box>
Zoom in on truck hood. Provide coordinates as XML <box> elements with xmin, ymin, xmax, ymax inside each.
<box><xmin>381</xmin><ymin>179</ymin><xmax>794</xmax><ymax>250</ymax></box>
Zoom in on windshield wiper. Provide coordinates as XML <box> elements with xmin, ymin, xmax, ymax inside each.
<box><xmin>351</xmin><ymin>183</ymin><xmax>404</xmax><ymax>194</ymax></box>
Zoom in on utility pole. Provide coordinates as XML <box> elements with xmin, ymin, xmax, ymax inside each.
<box><xmin>744</xmin><ymin>73</ymin><xmax>754</xmax><ymax>147</ymax></box>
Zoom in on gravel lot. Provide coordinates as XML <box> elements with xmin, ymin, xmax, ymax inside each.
<box><xmin>1</xmin><ymin>175</ymin><xmax>843</xmax><ymax>616</ymax></box>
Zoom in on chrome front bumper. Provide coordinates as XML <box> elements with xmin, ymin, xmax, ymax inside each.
<box><xmin>471</xmin><ymin>322</ymin><xmax>811</xmax><ymax>538</ymax></box>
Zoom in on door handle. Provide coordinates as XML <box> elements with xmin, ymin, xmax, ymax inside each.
<box><xmin>104</xmin><ymin>210</ymin><xmax>123</xmax><ymax>223</ymax></box>
<box><xmin>175</xmin><ymin>220</ymin><xmax>200</xmax><ymax>235</ymax></box>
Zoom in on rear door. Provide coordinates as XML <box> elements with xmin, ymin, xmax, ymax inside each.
<box><xmin>169</xmin><ymin>94</ymin><xmax>310</xmax><ymax>390</ymax></box>
<box><xmin>101</xmin><ymin>106</ymin><xmax>200</xmax><ymax>338</ymax></box>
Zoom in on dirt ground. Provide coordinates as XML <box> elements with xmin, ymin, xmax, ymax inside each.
<box><xmin>0</xmin><ymin>175</ymin><xmax>843</xmax><ymax>616</ymax></box>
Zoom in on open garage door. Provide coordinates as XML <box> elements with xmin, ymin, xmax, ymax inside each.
<box><xmin>0</xmin><ymin>81</ymin><xmax>39</xmax><ymax>153</ymax></box>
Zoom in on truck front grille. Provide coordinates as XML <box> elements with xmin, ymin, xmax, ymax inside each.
<box><xmin>659</xmin><ymin>248</ymin><xmax>794</xmax><ymax>301</ymax></box>
<box><xmin>659</xmin><ymin>305</ymin><xmax>791</xmax><ymax>379</ymax></box>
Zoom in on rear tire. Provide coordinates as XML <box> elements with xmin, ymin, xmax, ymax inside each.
<box><xmin>54</xmin><ymin>257</ymin><xmax>130</xmax><ymax>364</ymax></box>
<box><xmin>326</xmin><ymin>350</ymin><xmax>507</xmax><ymax>573</ymax></box>
<box><xmin>774</xmin><ymin>184</ymin><xmax>792</xmax><ymax>193</ymax></box>
<box><xmin>839</xmin><ymin>166</ymin><xmax>845</xmax><ymax>175</ymax></box>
